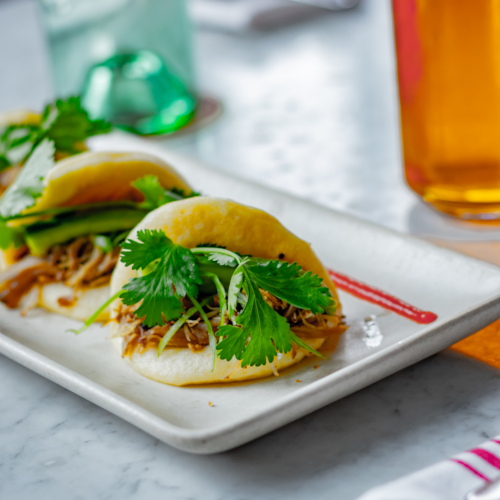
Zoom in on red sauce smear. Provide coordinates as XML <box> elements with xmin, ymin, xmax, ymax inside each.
<box><xmin>328</xmin><ymin>270</ymin><xmax>438</xmax><ymax>325</ymax></box>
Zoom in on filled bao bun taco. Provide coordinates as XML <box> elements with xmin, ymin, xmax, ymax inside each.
<box><xmin>0</xmin><ymin>150</ymin><xmax>193</xmax><ymax>321</ymax></box>
<box><xmin>110</xmin><ymin>197</ymin><xmax>345</xmax><ymax>386</ymax></box>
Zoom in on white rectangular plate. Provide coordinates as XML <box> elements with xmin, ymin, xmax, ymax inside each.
<box><xmin>2</xmin><ymin>134</ymin><xmax>500</xmax><ymax>454</ymax></box>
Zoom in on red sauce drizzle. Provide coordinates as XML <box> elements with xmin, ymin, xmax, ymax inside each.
<box><xmin>328</xmin><ymin>270</ymin><xmax>438</xmax><ymax>325</ymax></box>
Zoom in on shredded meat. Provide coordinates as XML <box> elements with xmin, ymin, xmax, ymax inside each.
<box><xmin>117</xmin><ymin>288</ymin><xmax>345</xmax><ymax>357</ymax></box>
<box><xmin>0</xmin><ymin>165</ymin><xmax>21</xmax><ymax>196</ymax></box>
<box><xmin>0</xmin><ymin>237</ymin><xmax>120</xmax><ymax>309</ymax></box>
<box><xmin>115</xmin><ymin>302</ymin><xmax>220</xmax><ymax>356</ymax></box>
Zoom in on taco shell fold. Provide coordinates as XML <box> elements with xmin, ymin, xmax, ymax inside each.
<box><xmin>111</xmin><ymin>197</ymin><xmax>343</xmax><ymax>386</ymax></box>
<box><xmin>0</xmin><ymin>151</ymin><xmax>192</xmax><ymax>321</ymax></box>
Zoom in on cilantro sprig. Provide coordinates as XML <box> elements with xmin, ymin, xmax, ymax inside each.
<box><xmin>40</xmin><ymin>96</ymin><xmax>111</xmax><ymax>153</ymax></box>
<box><xmin>120</xmin><ymin>230</ymin><xmax>203</xmax><ymax>327</ymax></box>
<box><xmin>0</xmin><ymin>139</ymin><xmax>55</xmax><ymax>218</ymax></box>
<box><xmin>118</xmin><ymin>231</ymin><xmax>336</xmax><ymax>367</ymax></box>
<box><xmin>132</xmin><ymin>175</ymin><xmax>199</xmax><ymax>211</ymax></box>
<box><xmin>0</xmin><ymin>96</ymin><xmax>111</xmax><ymax>169</ymax></box>
<box><xmin>0</xmin><ymin>124</ymin><xmax>38</xmax><ymax>170</ymax></box>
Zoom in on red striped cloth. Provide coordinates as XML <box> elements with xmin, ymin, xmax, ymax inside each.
<box><xmin>357</xmin><ymin>438</ymin><xmax>500</xmax><ymax>500</ymax></box>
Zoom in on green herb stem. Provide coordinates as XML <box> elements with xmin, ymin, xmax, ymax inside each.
<box><xmin>157</xmin><ymin>296</ymin><xmax>213</xmax><ymax>355</ymax></box>
<box><xmin>189</xmin><ymin>294</ymin><xmax>217</xmax><ymax>369</ymax></box>
<box><xmin>203</xmin><ymin>272</ymin><xmax>227</xmax><ymax>327</ymax></box>
<box><xmin>68</xmin><ymin>290</ymin><xmax>123</xmax><ymax>334</ymax></box>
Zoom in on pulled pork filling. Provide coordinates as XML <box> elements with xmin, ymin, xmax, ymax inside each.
<box><xmin>0</xmin><ymin>237</ymin><xmax>120</xmax><ymax>310</ymax></box>
<box><xmin>115</xmin><ymin>292</ymin><xmax>346</xmax><ymax>357</ymax></box>
<box><xmin>0</xmin><ymin>165</ymin><xmax>21</xmax><ymax>196</ymax></box>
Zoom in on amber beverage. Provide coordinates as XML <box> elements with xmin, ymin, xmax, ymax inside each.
<box><xmin>393</xmin><ymin>0</ymin><xmax>500</xmax><ymax>220</ymax></box>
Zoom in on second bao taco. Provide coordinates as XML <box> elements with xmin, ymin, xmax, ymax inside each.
<box><xmin>110</xmin><ymin>197</ymin><xmax>345</xmax><ymax>386</ymax></box>
<box><xmin>0</xmin><ymin>151</ymin><xmax>193</xmax><ymax>320</ymax></box>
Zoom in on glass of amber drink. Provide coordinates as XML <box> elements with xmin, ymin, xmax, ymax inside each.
<box><xmin>393</xmin><ymin>1</ymin><xmax>500</xmax><ymax>220</ymax></box>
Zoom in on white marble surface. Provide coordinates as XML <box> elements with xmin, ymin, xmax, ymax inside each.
<box><xmin>2</xmin><ymin>0</ymin><xmax>500</xmax><ymax>499</ymax></box>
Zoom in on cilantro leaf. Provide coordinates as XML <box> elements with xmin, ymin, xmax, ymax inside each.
<box><xmin>116</xmin><ymin>237</ymin><xmax>334</xmax><ymax>366</ymax></box>
<box><xmin>217</xmin><ymin>275</ymin><xmax>293</xmax><ymax>367</ymax></box>
<box><xmin>121</xmin><ymin>269</ymin><xmax>185</xmax><ymax>327</ymax></box>
<box><xmin>132</xmin><ymin>175</ymin><xmax>179</xmax><ymax>210</ymax></box>
<box><xmin>0</xmin><ymin>139</ymin><xmax>55</xmax><ymax>218</ymax></box>
<box><xmin>171</xmin><ymin>187</ymin><xmax>201</xmax><ymax>199</ymax></box>
<box><xmin>41</xmin><ymin>97</ymin><xmax>112</xmax><ymax>152</ymax></box>
<box><xmin>120</xmin><ymin>230</ymin><xmax>202</xmax><ymax>327</ymax></box>
<box><xmin>215</xmin><ymin>325</ymin><xmax>247</xmax><ymax>361</ymax></box>
<box><xmin>0</xmin><ymin>124</ymin><xmax>38</xmax><ymax>168</ymax></box>
<box><xmin>245</xmin><ymin>259</ymin><xmax>334</xmax><ymax>314</ymax></box>
<box><xmin>208</xmin><ymin>252</ymin><xmax>237</xmax><ymax>267</ymax></box>
<box><xmin>226</xmin><ymin>266</ymin><xmax>243</xmax><ymax>318</ymax></box>
<box><xmin>0</xmin><ymin>97</ymin><xmax>112</xmax><ymax>170</ymax></box>
<box><xmin>121</xmin><ymin>229</ymin><xmax>171</xmax><ymax>270</ymax></box>
<box><xmin>132</xmin><ymin>175</ymin><xmax>201</xmax><ymax>211</ymax></box>
<box><xmin>217</xmin><ymin>258</ymin><xmax>334</xmax><ymax>366</ymax></box>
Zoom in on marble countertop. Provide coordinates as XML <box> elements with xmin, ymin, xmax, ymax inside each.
<box><xmin>2</xmin><ymin>1</ymin><xmax>500</xmax><ymax>499</ymax></box>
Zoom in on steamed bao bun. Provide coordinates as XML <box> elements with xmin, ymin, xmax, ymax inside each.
<box><xmin>0</xmin><ymin>151</ymin><xmax>192</xmax><ymax>321</ymax></box>
<box><xmin>110</xmin><ymin>197</ymin><xmax>343</xmax><ymax>386</ymax></box>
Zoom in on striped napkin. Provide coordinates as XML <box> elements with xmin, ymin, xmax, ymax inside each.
<box><xmin>356</xmin><ymin>438</ymin><xmax>500</xmax><ymax>500</ymax></box>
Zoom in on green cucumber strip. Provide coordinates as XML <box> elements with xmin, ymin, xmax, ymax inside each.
<box><xmin>3</xmin><ymin>200</ymin><xmax>139</xmax><ymax>221</ymax></box>
<box><xmin>25</xmin><ymin>208</ymin><xmax>149</xmax><ymax>256</ymax></box>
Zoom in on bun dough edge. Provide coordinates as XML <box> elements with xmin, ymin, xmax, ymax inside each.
<box><xmin>1</xmin><ymin>152</ymin><xmax>191</xmax><ymax>321</ymax></box>
<box><xmin>110</xmin><ymin>197</ymin><xmax>343</xmax><ymax>386</ymax></box>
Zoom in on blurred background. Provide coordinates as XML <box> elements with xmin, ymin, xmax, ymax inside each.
<box><xmin>4</xmin><ymin>4</ymin><xmax>500</xmax><ymax>499</ymax></box>
<box><xmin>0</xmin><ymin>0</ymin><xmax>412</xmax><ymax>231</ymax></box>
<box><xmin>3</xmin><ymin>0</ymin><xmax>500</xmax><ymax>260</ymax></box>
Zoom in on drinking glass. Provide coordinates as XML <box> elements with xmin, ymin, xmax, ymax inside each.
<box><xmin>39</xmin><ymin>0</ymin><xmax>197</xmax><ymax>135</ymax></box>
<box><xmin>393</xmin><ymin>0</ymin><xmax>500</xmax><ymax>220</ymax></box>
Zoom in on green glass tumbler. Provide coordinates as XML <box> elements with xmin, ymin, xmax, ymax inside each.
<box><xmin>38</xmin><ymin>0</ymin><xmax>197</xmax><ymax>136</ymax></box>
<box><xmin>81</xmin><ymin>51</ymin><xmax>196</xmax><ymax>135</ymax></box>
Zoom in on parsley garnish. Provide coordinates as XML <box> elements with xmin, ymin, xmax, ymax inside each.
<box><xmin>217</xmin><ymin>277</ymin><xmax>294</xmax><ymax>367</ymax></box>
<box><xmin>120</xmin><ymin>230</ymin><xmax>203</xmax><ymax>327</ymax></box>
<box><xmin>0</xmin><ymin>124</ymin><xmax>38</xmax><ymax>170</ymax></box>
<box><xmin>0</xmin><ymin>139</ymin><xmax>55</xmax><ymax>218</ymax></box>
<box><xmin>0</xmin><ymin>96</ymin><xmax>111</xmax><ymax>168</ymax></box>
<box><xmin>244</xmin><ymin>260</ymin><xmax>332</xmax><ymax>314</ymax></box>
<box><xmin>118</xmin><ymin>233</ymin><xmax>335</xmax><ymax>367</ymax></box>
<box><xmin>133</xmin><ymin>175</ymin><xmax>184</xmax><ymax>209</ymax></box>
<box><xmin>40</xmin><ymin>97</ymin><xmax>111</xmax><ymax>153</ymax></box>
<box><xmin>133</xmin><ymin>175</ymin><xmax>200</xmax><ymax>210</ymax></box>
